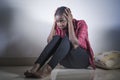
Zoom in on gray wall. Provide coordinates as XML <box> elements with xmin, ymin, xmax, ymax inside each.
<box><xmin>0</xmin><ymin>0</ymin><xmax>120</xmax><ymax>59</ymax></box>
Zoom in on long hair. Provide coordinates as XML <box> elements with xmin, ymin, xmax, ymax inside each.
<box><xmin>54</xmin><ymin>6</ymin><xmax>71</xmax><ymax>16</ymax></box>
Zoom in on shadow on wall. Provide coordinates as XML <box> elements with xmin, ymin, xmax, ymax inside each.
<box><xmin>2</xmin><ymin>38</ymin><xmax>42</xmax><ymax>57</ymax></box>
<box><xmin>0</xmin><ymin>0</ymin><xmax>13</xmax><ymax>55</ymax></box>
<box><xmin>106</xmin><ymin>25</ymin><xmax>120</xmax><ymax>51</ymax></box>
<box><xmin>0</xmin><ymin>0</ymin><xmax>50</xmax><ymax>57</ymax></box>
<box><xmin>0</xmin><ymin>0</ymin><xmax>13</xmax><ymax>29</ymax></box>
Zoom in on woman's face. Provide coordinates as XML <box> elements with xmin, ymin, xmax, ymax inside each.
<box><xmin>55</xmin><ymin>15</ymin><xmax>68</xmax><ymax>30</ymax></box>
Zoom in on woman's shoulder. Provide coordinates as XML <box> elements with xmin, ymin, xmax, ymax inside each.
<box><xmin>73</xmin><ymin>19</ymin><xmax>86</xmax><ymax>23</ymax></box>
<box><xmin>73</xmin><ymin>19</ymin><xmax>87</xmax><ymax>26</ymax></box>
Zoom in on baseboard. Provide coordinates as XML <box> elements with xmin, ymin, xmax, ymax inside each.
<box><xmin>0</xmin><ymin>57</ymin><xmax>37</xmax><ymax>66</ymax></box>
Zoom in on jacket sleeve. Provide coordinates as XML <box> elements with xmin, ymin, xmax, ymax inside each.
<box><xmin>77</xmin><ymin>20</ymin><xmax>88</xmax><ymax>48</ymax></box>
<box><xmin>77</xmin><ymin>20</ymin><xmax>96</xmax><ymax>69</ymax></box>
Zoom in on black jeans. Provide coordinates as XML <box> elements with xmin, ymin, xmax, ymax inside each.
<box><xmin>35</xmin><ymin>35</ymin><xmax>90</xmax><ymax>69</ymax></box>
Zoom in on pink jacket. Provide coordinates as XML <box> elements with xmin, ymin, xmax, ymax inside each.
<box><xmin>55</xmin><ymin>19</ymin><xmax>96</xmax><ymax>69</ymax></box>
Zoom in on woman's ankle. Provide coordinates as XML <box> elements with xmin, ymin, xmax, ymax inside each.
<box><xmin>30</xmin><ymin>63</ymin><xmax>40</xmax><ymax>72</ymax></box>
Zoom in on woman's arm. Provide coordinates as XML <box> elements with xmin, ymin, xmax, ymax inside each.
<box><xmin>68</xmin><ymin>21</ymin><xmax>79</xmax><ymax>49</ymax></box>
<box><xmin>64</xmin><ymin>9</ymin><xmax>79</xmax><ymax>49</ymax></box>
<box><xmin>47</xmin><ymin>22</ymin><xmax>56</xmax><ymax>43</ymax></box>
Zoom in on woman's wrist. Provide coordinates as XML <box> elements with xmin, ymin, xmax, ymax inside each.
<box><xmin>68</xmin><ymin>20</ymin><xmax>73</xmax><ymax>27</ymax></box>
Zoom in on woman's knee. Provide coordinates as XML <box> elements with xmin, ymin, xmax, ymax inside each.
<box><xmin>61</xmin><ymin>36</ymin><xmax>69</xmax><ymax>43</ymax></box>
<box><xmin>49</xmin><ymin>35</ymin><xmax>61</xmax><ymax>42</ymax></box>
<box><xmin>58</xmin><ymin>36</ymin><xmax>70</xmax><ymax>51</ymax></box>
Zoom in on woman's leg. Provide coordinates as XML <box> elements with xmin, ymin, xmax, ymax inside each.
<box><xmin>32</xmin><ymin>36</ymin><xmax>71</xmax><ymax>78</ymax></box>
<box><xmin>60</xmin><ymin>46</ymin><xmax>90</xmax><ymax>69</ymax></box>
<box><xmin>24</xmin><ymin>36</ymin><xmax>61</xmax><ymax>74</ymax></box>
<box><xmin>47</xmin><ymin>36</ymin><xmax>70</xmax><ymax>69</ymax></box>
<box><xmin>34</xmin><ymin>35</ymin><xmax>62</xmax><ymax>68</ymax></box>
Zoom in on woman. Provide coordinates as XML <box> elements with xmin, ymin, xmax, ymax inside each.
<box><xmin>24</xmin><ymin>6</ymin><xmax>95</xmax><ymax>78</ymax></box>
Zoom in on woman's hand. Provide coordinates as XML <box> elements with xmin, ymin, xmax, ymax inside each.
<box><xmin>47</xmin><ymin>34</ymin><xmax>53</xmax><ymax>43</ymax></box>
<box><xmin>63</xmin><ymin>8</ymin><xmax>79</xmax><ymax>49</ymax></box>
<box><xmin>63</xmin><ymin>8</ymin><xmax>73</xmax><ymax>23</ymax></box>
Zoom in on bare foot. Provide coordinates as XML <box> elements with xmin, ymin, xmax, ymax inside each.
<box><xmin>24</xmin><ymin>63</ymin><xmax>40</xmax><ymax>78</ymax></box>
<box><xmin>27</xmin><ymin>63</ymin><xmax>40</xmax><ymax>73</ymax></box>
<box><xmin>32</xmin><ymin>64</ymin><xmax>52</xmax><ymax>78</ymax></box>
